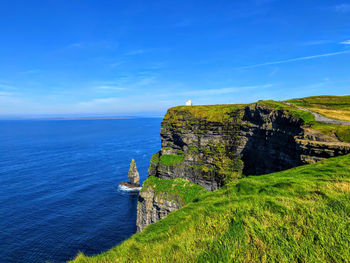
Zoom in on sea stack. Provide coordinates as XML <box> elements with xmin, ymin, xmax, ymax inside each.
<box><xmin>128</xmin><ymin>159</ymin><xmax>140</xmax><ymax>186</ymax></box>
<box><xmin>120</xmin><ymin>159</ymin><xmax>140</xmax><ymax>188</ymax></box>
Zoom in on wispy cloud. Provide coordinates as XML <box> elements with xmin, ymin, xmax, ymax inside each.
<box><xmin>335</xmin><ymin>4</ymin><xmax>350</xmax><ymax>13</ymax></box>
<box><xmin>69</xmin><ymin>43</ymin><xmax>83</xmax><ymax>48</ymax></box>
<box><xmin>0</xmin><ymin>83</ymin><xmax>17</xmax><ymax>90</ymax></box>
<box><xmin>67</xmin><ymin>41</ymin><xmax>118</xmax><ymax>50</ymax></box>
<box><xmin>78</xmin><ymin>97</ymin><xmax>121</xmax><ymax>107</ymax></box>
<box><xmin>110</xmin><ymin>61</ymin><xmax>125</xmax><ymax>68</ymax></box>
<box><xmin>21</xmin><ymin>69</ymin><xmax>42</xmax><ymax>74</ymax></box>
<box><xmin>301</xmin><ymin>40</ymin><xmax>332</xmax><ymax>46</ymax></box>
<box><xmin>182</xmin><ymin>84</ymin><xmax>273</xmax><ymax>96</ymax></box>
<box><xmin>340</xmin><ymin>40</ymin><xmax>350</xmax><ymax>45</ymax></box>
<box><xmin>269</xmin><ymin>67</ymin><xmax>279</xmax><ymax>77</ymax></box>
<box><xmin>0</xmin><ymin>88</ymin><xmax>21</xmax><ymax>104</ymax></box>
<box><xmin>236</xmin><ymin>50</ymin><xmax>350</xmax><ymax>69</ymax></box>
<box><xmin>124</xmin><ymin>49</ymin><xmax>146</xmax><ymax>56</ymax></box>
<box><xmin>123</xmin><ymin>47</ymin><xmax>170</xmax><ymax>56</ymax></box>
<box><xmin>95</xmin><ymin>85</ymin><xmax>126</xmax><ymax>91</ymax></box>
<box><xmin>0</xmin><ymin>91</ymin><xmax>14</xmax><ymax>96</ymax></box>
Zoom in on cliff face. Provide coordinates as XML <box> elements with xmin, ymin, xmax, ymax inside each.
<box><xmin>240</xmin><ymin>104</ymin><xmax>349</xmax><ymax>174</ymax></box>
<box><xmin>136</xmin><ymin>177</ymin><xmax>205</xmax><ymax>232</ymax></box>
<box><xmin>137</xmin><ymin>102</ymin><xmax>350</xmax><ymax>231</ymax></box>
<box><xmin>149</xmin><ymin>103</ymin><xmax>350</xmax><ymax>191</ymax></box>
<box><xmin>136</xmin><ymin>189</ymin><xmax>183</xmax><ymax>232</ymax></box>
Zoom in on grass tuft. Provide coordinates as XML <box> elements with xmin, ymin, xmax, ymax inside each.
<box><xmin>159</xmin><ymin>154</ymin><xmax>184</xmax><ymax>166</ymax></box>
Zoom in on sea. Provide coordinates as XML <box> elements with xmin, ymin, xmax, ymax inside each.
<box><xmin>0</xmin><ymin>118</ymin><xmax>162</xmax><ymax>263</ymax></box>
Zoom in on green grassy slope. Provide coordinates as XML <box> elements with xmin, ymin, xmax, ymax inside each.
<box><xmin>287</xmin><ymin>95</ymin><xmax>350</xmax><ymax>122</ymax></box>
<box><xmin>141</xmin><ymin>176</ymin><xmax>206</xmax><ymax>205</ymax></box>
<box><xmin>71</xmin><ymin>154</ymin><xmax>350</xmax><ymax>263</ymax></box>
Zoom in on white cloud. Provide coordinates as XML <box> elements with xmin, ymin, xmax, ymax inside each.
<box><xmin>335</xmin><ymin>4</ymin><xmax>350</xmax><ymax>13</ymax></box>
<box><xmin>340</xmin><ymin>40</ymin><xmax>350</xmax><ymax>45</ymax></box>
<box><xmin>236</xmin><ymin>50</ymin><xmax>350</xmax><ymax>69</ymax></box>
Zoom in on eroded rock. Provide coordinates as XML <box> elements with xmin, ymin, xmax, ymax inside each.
<box><xmin>120</xmin><ymin>159</ymin><xmax>140</xmax><ymax>188</ymax></box>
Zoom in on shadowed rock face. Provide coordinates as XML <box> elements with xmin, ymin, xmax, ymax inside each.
<box><xmin>149</xmin><ymin>104</ymin><xmax>350</xmax><ymax>191</ymax></box>
<box><xmin>136</xmin><ymin>103</ymin><xmax>350</xmax><ymax>231</ymax></box>
<box><xmin>128</xmin><ymin>159</ymin><xmax>140</xmax><ymax>186</ymax></box>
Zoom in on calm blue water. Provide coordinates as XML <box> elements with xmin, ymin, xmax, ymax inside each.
<box><xmin>0</xmin><ymin>118</ymin><xmax>161</xmax><ymax>263</ymax></box>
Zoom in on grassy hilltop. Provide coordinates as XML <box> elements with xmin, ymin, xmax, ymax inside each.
<box><xmin>72</xmin><ymin>154</ymin><xmax>350</xmax><ymax>263</ymax></box>
<box><xmin>163</xmin><ymin>95</ymin><xmax>350</xmax><ymax>142</ymax></box>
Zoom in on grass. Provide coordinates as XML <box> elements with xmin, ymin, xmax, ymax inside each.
<box><xmin>150</xmin><ymin>152</ymin><xmax>160</xmax><ymax>163</ymax></box>
<box><xmin>163</xmin><ymin>104</ymin><xmax>245</xmax><ymax>123</ymax></box>
<box><xmin>312</xmin><ymin>123</ymin><xmax>350</xmax><ymax>142</ymax></box>
<box><xmin>70</xmin><ymin>154</ymin><xmax>350</xmax><ymax>263</ymax></box>
<box><xmin>141</xmin><ymin>176</ymin><xmax>206</xmax><ymax>205</ymax></box>
<box><xmin>258</xmin><ymin>98</ymin><xmax>350</xmax><ymax>142</ymax></box>
<box><xmin>287</xmin><ymin>95</ymin><xmax>350</xmax><ymax>121</ymax></box>
<box><xmin>159</xmin><ymin>154</ymin><xmax>185</xmax><ymax>166</ymax></box>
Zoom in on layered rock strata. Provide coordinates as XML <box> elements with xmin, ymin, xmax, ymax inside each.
<box><xmin>137</xmin><ymin>102</ymin><xmax>350</xmax><ymax>231</ymax></box>
<box><xmin>136</xmin><ymin>189</ymin><xmax>182</xmax><ymax>232</ymax></box>
<box><xmin>149</xmin><ymin>103</ymin><xmax>350</xmax><ymax>191</ymax></box>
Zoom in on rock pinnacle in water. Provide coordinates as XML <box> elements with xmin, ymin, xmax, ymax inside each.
<box><xmin>128</xmin><ymin>159</ymin><xmax>140</xmax><ymax>186</ymax></box>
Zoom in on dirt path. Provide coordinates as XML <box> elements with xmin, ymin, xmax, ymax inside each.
<box><xmin>284</xmin><ymin>102</ymin><xmax>350</xmax><ymax>126</ymax></box>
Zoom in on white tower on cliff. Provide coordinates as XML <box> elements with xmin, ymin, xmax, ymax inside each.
<box><xmin>186</xmin><ymin>99</ymin><xmax>192</xmax><ymax>106</ymax></box>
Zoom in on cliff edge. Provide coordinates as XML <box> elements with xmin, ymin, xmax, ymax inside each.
<box><xmin>137</xmin><ymin>97</ymin><xmax>350</xmax><ymax>231</ymax></box>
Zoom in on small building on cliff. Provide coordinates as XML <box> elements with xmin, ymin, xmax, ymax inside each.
<box><xmin>186</xmin><ymin>99</ymin><xmax>192</xmax><ymax>106</ymax></box>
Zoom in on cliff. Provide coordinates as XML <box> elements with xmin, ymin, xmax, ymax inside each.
<box><xmin>149</xmin><ymin>101</ymin><xmax>350</xmax><ymax>191</ymax></box>
<box><xmin>136</xmin><ymin>99</ymin><xmax>350</xmax><ymax>231</ymax></box>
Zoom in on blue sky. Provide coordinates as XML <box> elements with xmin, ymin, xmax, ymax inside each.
<box><xmin>0</xmin><ymin>0</ymin><xmax>349</xmax><ymax>117</ymax></box>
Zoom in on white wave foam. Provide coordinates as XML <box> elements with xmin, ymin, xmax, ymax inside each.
<box><xmin>118</xmin><ymin>184</ymin><xmax>142</xmax><ymax>192</ymax></box>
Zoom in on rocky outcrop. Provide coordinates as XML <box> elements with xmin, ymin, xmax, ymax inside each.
<box><xmin>136</xmin><ymin>188</ymin><xmax>182</xmax><ymax>232</ymax></box>
<box><xmin>136</xmin><ymin>177</ymin><xmax>205</xmax><ymax>232</ymax></box>
<box><xmin>120</xmin><ymin>159</ymin><xmax>140</xmax><ymax>188</ymax></box>
<box><xmin>128</xmin><ymin>159</ymin><xmax>140</xmax><ymax>186</ymax></box>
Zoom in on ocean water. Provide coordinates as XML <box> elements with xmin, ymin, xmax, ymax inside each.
<box><xmin>0</xmin><ymin>118</ymin><xmax>161</xmax><ymax>263</ymax></box>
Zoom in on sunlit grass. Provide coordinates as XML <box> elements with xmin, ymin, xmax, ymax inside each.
<box><xmin>287</xmin><ymin>95</ymin><xmax>350</xmax><ymax>121</ymax></box>
<box><xmin>312</xmin><ymin>108</ymin><xmax>350</xmax><ymax>122</ymax></box>
<box><xmin>70</xmin><ymin>154</ymin><xmax>350</xmax><ymax>263</ymax></box>
<box><xmin>141</xmin><ymin>176</ymin><xmax>206</xmax><ymax>205</ymax></box>
<box><xmin>159</xmin><ymin>154</ymin><xmax>185</xmax><ymax>166</ymax></box>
